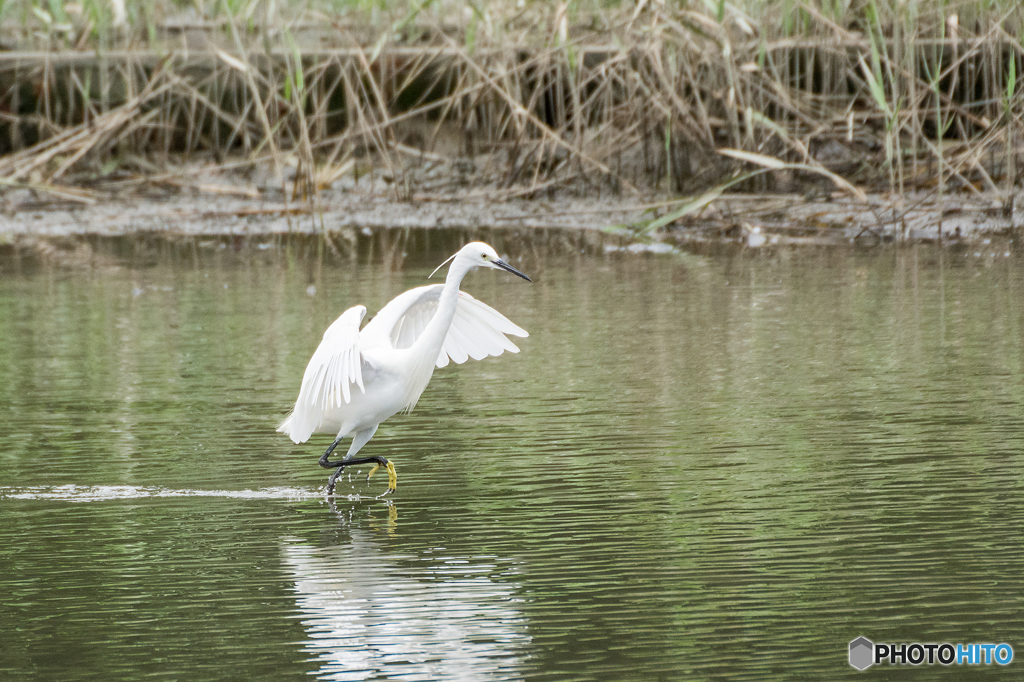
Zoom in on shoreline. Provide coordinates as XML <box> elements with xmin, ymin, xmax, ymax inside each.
<box><xmin>2</xmin><ymin>179</ymin><xmax>1020</xmax><ymax>250</ymax></box>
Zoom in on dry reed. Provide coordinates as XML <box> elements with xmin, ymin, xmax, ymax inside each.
<box><xmin>0</xmin><ymin>0</ymin><xmax>1020</xmax><ymax>211</ymax></box>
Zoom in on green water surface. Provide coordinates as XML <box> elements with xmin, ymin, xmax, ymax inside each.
<box><xmin>1</xmin><ymin>239</ymin><xmax>1023</xmax><ymax>681</ymax></box>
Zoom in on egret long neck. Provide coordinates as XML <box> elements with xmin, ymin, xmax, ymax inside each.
<box><xmin>413</xmin><ymin>266</ymin><xmax>464</xmax><ymax>359</ymax></box>
<box><xmin>401</xmin><ymin>263</ymin><xmax>467</xmax><ymax>410</ymax></box>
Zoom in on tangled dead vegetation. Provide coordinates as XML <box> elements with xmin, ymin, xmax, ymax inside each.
<box><xmin>0</xmin><ymin>0</ymin><xmax>1022</xmax><ymax>233</ymax></box>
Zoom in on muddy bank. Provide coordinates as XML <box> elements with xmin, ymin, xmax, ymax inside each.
<box><xmin>1</xmin><ymin>163</ymin><xmax>1021</xmax><ymax>252</ymax></box>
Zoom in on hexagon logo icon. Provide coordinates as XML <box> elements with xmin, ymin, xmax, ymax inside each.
<box><xmin>849</xmin><ymin>637</ymin><xmax>874</xmax><ymax>670</ymax></box>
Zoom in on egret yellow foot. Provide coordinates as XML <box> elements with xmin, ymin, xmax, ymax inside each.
<box><xmin>386</xmin><ymin>461</ymin><xmax>397</xmax><ymax>493</ymax></box>
<box><xmin>366</xmin><ymin>460</ymin><xmax>398</xmax><ymax>495</ymax></box>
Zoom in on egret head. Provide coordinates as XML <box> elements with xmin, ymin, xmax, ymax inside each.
<box><xmin>430</xmin><ymin>242</ymin><xmax>532</xmax><ymax>281</ymax></box>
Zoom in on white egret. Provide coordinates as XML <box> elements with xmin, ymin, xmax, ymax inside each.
<box><xmin>279</xmin><ymin>242</ymin><xmax>531</xmax><ymax>495</ymax></box>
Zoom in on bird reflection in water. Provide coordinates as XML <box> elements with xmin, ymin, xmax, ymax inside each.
<box><xmin>280</xmin><ymin>516</ymin><xmax>530</xmax><ymax>681</ymax></box>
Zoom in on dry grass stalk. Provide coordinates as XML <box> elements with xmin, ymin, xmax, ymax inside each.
<box><xmin>0</xmin><ymin>0</ymin><xmax>1019</xmax><ymax>205</ymax></box>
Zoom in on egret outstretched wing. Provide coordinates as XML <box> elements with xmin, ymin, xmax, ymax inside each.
<box><xmin>361</xmin><ymin>285</ymin><xmax>528</xmax><ymax>368</ymax></box>
<box><xmin>437</xmin><ymin>291</ymin><xmax>528</xmax><ymax>367</ymax></box>
<box><xmin>278</xmin><ymin>305</ymin><xmax>366</xmax><ymax>443</ymax></box>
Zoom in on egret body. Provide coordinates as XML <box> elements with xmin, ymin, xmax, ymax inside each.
<box><xmin>279</xmin><ymin>242</ymin><xmax>531</xmax><ymax>494</ymax></box>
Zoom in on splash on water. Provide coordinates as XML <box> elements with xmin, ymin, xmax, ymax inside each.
<box><xmin>0</xmin><ymin>485</ymin><xmax>328</xmax><ymax>502</ymax></box>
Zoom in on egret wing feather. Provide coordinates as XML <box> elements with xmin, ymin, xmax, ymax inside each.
<box><xmin>359</xmin><ymin>284</ymin><xmax>527</xmax><ymax>368</ymax></box>
<box><xmin>454</xmin><ymin>306</ymin><xmax>519</xmax><ymax>354</ymax></box>
<box><xmin>361</xmin><ymin>285</ymin><xmax>442</xmax><ymax>350</ymax></box>
<box><xmin>437</xmin><ymin>291</ymin><xmax>527</xmax><ymax>365</ymax></box>
<box><xmin>455</xmin><ymin>294</ymin><xmax>528</xmax><ymax>337</ymax></box>
<box><xmin>278</xmin><ymin>305</ymin><xmax>366</xmax><ymax>443</ymax></box>
<box><xmin>443</xmin><ymin>327</ymin><xmax>472</xmax><ymax>364</ymax></box>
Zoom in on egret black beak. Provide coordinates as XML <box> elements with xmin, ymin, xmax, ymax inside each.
<box><xmin>494</xmin><ymin>259</ymin><xmax>532</xmax><ymax>282</ymax></box>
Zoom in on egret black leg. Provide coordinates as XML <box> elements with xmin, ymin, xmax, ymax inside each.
<box><xmin>319</xmin><ymin>435</ymin><xmax>346</xmax><ymax>470</ymax></box>
<box><xmin>319</xmin><ymin>439</ymin><xmax>396</xmax><ymax>495</ymax></box>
